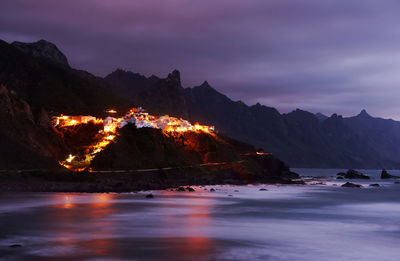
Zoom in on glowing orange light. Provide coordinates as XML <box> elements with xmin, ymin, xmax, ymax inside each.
<box><xmin>55</xmin><ymin>107</ymin><xmax>214</xmax><ymax>171</ymax></box>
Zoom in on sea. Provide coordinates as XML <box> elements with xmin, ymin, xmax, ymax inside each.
<box><xmin>1</xmin><ymin>168</ymin><xmax>400</xmax><ymax>261</ymax></box>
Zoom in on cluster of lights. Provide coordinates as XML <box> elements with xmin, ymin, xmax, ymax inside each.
<box><xmin>54</xmin><ymin>108</ymin><xmax>214</xmax><ymax>171</ymax></box>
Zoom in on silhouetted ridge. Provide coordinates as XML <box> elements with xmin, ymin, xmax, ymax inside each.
<box><xmin>12</xmin><ymin>39</ymin><xmax>69</xmax><ymax>67</ymax></box>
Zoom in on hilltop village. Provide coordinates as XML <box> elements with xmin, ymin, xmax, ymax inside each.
<box><xmin>53</xmin><ymin>107</ymin><xmax>215</xmax><ymax>170</ymax></box>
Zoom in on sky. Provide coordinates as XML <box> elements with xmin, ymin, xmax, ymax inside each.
<box><xmin>1</xmin><ymin>0</ymin><xmax>400</xmax><ymax>119</ymax></box>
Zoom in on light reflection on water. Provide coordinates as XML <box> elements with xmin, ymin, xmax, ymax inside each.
<box><xmin>0</xmin><ymin>172</ymin><xmax>400</xmax><ymax>260</ymax></box>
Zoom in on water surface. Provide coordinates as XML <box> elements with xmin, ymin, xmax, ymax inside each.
<box><xmin>1</xmin><ymin>169</ymin><xmax>399</xmax><ymax>260</ymax></box>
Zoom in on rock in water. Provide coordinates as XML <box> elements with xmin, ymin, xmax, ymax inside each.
<box><xmin>186</xmin><ymin>187</ymin><xmax>195</xmax><ymax>192</ymax></box>
<box><xmin>145</xmin><ymin>194</ymin><xmax>154</xmax><ymax>198</ymax></box>
<box><xmin>9</xmin><ymin>244</ymin><xmax>22</xmax><ymax>248</ymax></box>
<box><xmin>341</xmin><ymin>182</ymin><xmax>362</xmax><ymax>188</ymax></box>
<box><xmin>337</xmin><ymin>169</ymin><xmax>370</xmax><ymax>179</ymax></box>
<box><xmin>369</xmin><ymin>184</ymin><xmax>380</xmax><ymax>187</ymax></box>
<box><xmin>381</xmin><ymin>169</ymin><xmax>399</xmax><ymax>179</ymax></box>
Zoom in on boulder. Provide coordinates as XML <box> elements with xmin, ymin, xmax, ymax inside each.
<box><xmin>145</xmin><ymin>193</ymin><xmax>154</xmax><ymax>198</ymax></box>
<box><xmin>381</xmin><ymin>169</ymin><xmax>399</xmax><ymax>179</ymax></box>
<box><xmin>9</xmin><ymin>244</ymin><xmax>22</xmax><ymax>248</ymax></box>
<box><xmin>259</xmin><ymin>188</ymin><xmax>268</xmax><ymax>191</ymax></box>
<box><xmin>210</xmin><ymin>188</ymin><xmax>216</xmax><ymax>192</ymax></box>
<box><xmin>186</xmin><ymin>187</ymin><xmax>195</xmax><ymax>192</ymax></box>
<box><xmin>337</xmin><ymin>169</ymin><xmax>370</xmax><ymax>179</ymax></box>
<box><xmin>341</xmin><ymin>182</ymin><xmax>362</xmax><ymax>188</ymax></box>
<box><xmin>369</xmin><ymin>184</ymin><xmax>380</xmax><ymax>187</ymax></box>
<box><xmin>177</xmin><ymin>187</ymin><xmax>186</xmax><ymax>192</ymax></box>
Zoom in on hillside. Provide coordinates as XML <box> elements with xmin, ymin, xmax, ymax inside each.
<box><xmin>0</xmin><ymin>85</ymin><xmax>65</xmax><ymax>169</ymax></box>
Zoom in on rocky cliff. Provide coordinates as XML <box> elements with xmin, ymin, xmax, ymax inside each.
<box><xmin>0</xmin><ymin>85</ymin><xmax>65</xmax><ymax>169</ymax></box>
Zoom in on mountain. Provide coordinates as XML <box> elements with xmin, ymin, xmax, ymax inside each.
<box><xmin>104</xmin><ymin>69</ymin><xmax>400</xmax><ymax>168</ymax></box>
<box><xmin>12</xmin><ymin>39</ymin><xmax>70</xmax><ymax>67</ymax></box>
<box><xmin>344</xmin><ymin>109</ymin><xmax>400</xmax><ymax>165</ymax></box>
<box><xmin>0</xmin><ymin>40</ymin><xmax>129</xmax><ymax>115</ymax></box>
<box><xmin>105</xmin><ymin>69</ymin><xmax>188</xmax><ymax>118</ymax></box>
<box><xmin>0</xmin><ymin>85</ymin><xmax>65</xmax><ymax>169</ymax></box>
<box><xmin>315</xmin><ymin>112</ymin><xmax>328</xmax><ymax>121</ymax></box>
<box><xmin>2</xmin><ymin>38</ymin><xmax>399</xmax><ymax>169</ymax></box>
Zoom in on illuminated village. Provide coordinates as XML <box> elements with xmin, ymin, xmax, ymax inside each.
<box><xmin>53</xmin><ymin>107</ymin><xmax>215</xmax><ymax>171</ymax></box>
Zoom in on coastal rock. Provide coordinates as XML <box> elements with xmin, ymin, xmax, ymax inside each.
<box><xmin>337</xmin><ymin>169</ymin><xmax>370</xmax><ymax>179</ymax></box>
<box><xmin>186</xmin><ymin>187</ymin><xmax>195</xmax><ymax>192</ymax></box>
<box><xmin>369</xmin><ymin>184</ymin><xmax>380</xmax><ymax>187</ymax></box>
<box><xmin>9</xmin><ymin>244</ymin><xmax>22</xmax><ymax>248</ymax></box>
<box><xmin>341</xmin><ymin>182</ymin><xmax>362</xmax><ymax>188</ymax></box>
<box><xmin>145</xmin><ymin>193</ymin><xmax>154</xmax><ymax>198</ymax></box>
<box><xmin>177</xmin><ymin>187</ymin><xmax>186</xmax><ymax>192</ymax></box>
<box><xmin>259</xmin><ymin>188</ymin><xmax>268</xmax><ymax>191</ymax></box>
<box><xmin>381</xmin><ymin>169</ymin><xmax>399</xmax><ymax>179</ymax></box>
<box><xmin>210</xmin><ymin>188</ymin><xmax>216</xmax><ymax>192</ymax></box>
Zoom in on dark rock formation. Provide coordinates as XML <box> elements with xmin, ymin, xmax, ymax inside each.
<box><xmin>105</xmin><ymin>69</ymin><xmax>188</xmax><ymax>119</ymax></box>
<box><xmin>12</xmin><ymin>39</ymin><xmax>70</xmax><ymax>67</ymax></box>
<box><xmin>381</xmin><ymin>169</ymin><xmax>399</xmax><ymax>179</ymax></box>
<box><xmin>337</xmin><ymin>169</ymin><xmax>370</xmax><ymax>179</ymax></box>
<box><xmin>369</xmin><ymin>184</ymin><xmax>380</xmax><ymax>187</ymax></box>
<box><xmin>0</xmin><ymin>85</ymin><xmax>66</xmax><ymax>169</ymax></box>
<box><xmin>145</xmin><ymin>193</ymin><xmax>154</xmax><ymax>198</ymax></box>
<box><xmin>9</xmin><ymin>244</ymin><xmax>22</xmax><ymax>248</ymax></box>
<box><xmin>315</xmin><ymin>112</ymin><xmax>328</xmax><ymax>121</ymax></box>
<box><xmin>341</xmin><ymin>182</ymin><xmax>362</xmax><ymax>188</ymax></box>
<box><xmin>0</xmin><ymin>39</ymin><xmax>128</xmax><ymax>116</ymax></box>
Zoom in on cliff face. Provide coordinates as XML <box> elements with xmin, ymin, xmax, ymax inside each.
<box><xmin>0</xmin><ymin>85</ymin><xmax>66</xmax><ymax>169</ymax></box>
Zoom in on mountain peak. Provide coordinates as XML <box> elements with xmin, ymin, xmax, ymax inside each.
<box><xmin>315</xmin><ymin>112</ymin><xmax>328</xmax><ymax>121</ymax></box>
<box><xmin>167</xmin><ymin>70</ymin><xmax>181</xmax><ymax>85</ymax></box>
<box><xmin>200</xmin><ymin>80</ymin><xmax>211</xmax><ymax>87</ymax></box>
<box><xmin>358</xmin><ymin>109</ymin><xmax>371</xmax><ymax>117</ymax></box>
<box><xmin>11</xmin><ymin>39</ymin><xmax>69</xmax><ymax>67</ymax></box>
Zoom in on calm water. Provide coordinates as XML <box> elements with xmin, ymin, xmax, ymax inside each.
<box><xmin>1</xmin><ymin>169</ymin><xmax>400</xmax><ymax>260</ymax></box>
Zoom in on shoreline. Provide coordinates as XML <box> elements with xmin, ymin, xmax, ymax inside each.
<box><xmin>0</xmin><ymin>165</ymin><xmax>303</xmax><ymax>193</ymax></box>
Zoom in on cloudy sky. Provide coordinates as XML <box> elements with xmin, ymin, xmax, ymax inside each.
<box><xmin>1</xmin><ymin>0</ymin><xmax>400</xmax><ymax>119</ymax></box>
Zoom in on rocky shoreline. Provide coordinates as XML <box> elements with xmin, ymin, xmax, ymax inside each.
<box><xmin>0</xmin><ymin>160</ymin><xmax>302</xmax><ymax>193</ymax></box>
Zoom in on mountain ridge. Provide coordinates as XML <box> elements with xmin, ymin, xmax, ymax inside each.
<box><xmin>2</xmin><ymin>38</ymin><xmax>399</xmax><ymax>169</ymax></box>
<box><xmin>103</xmin><ymin>68</ymin><xmax>400</xmax><ymax>168</ymax></box>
